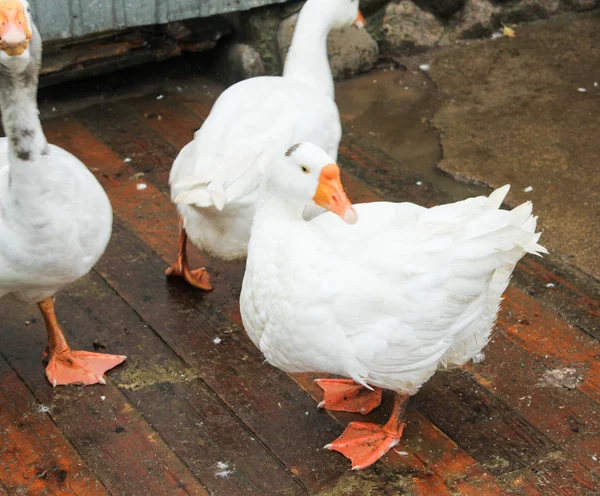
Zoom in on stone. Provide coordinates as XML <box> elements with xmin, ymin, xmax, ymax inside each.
<box><xmin>455</xmin><ymin>0</ymin><xmax>499</xmax><ymax>39</ymax></box>
<box><xmin>497</xmin><ymin>0</ymin><xmax>560</xmax><ymax>24</ymax></box>
<box><xmin>365</xmin><ymin>5</ymin><xmax>388</xmax><ymax>43</ymax></box>
<box><xmin>277</xmin><ymin>14</ymin><xmax>379</xmax><ymax>79</ymax></box>
<box><xmin>382</xmin><ymin>1</ymin><xmax>445</xmax><ymax>49</ymax></box>
<box><xmin>562</xmin><ymin>0</ymin><xmax>598</xmax><ymax>10</ymax></box>
<box><xmin>214</xmin><ymin>43</ymin><xmax>265</xmax><ymax>87</ymax></box>
<box><xmin>359</xmin><ymin>0</ymin><xmax>391</xmax><ymax>13</ymax></box>
<box><xmin>414</xmin><ymin>0</ymin><xmax>467</xmax><ymax>18</ymax></box>
<box><xmin>242</xmin><ymin>5</ymin><xmax>285</xmax><ymax>75</ymax></box>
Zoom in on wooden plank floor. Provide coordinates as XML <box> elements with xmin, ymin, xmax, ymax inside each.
<box><xmin>1</xmin><ymin>73</ymin><xmax>599</xmax><ymax>495</ymax></box>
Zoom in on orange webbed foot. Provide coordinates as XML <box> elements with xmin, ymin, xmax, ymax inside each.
<box><xmin>166</xmin><ymin>224</ymin><xmax>213</xmax><ymax>291</ymax></box>
<box><xmin>165</xmin><ymin>260</ymin><xmax>213</xmax><ymax>291</ymax></box>
<box><xmin>316</xmin><ymin>378</ymin><xmax>382</xmax><ymax>414</ymax></box>
<box><xmin>325</xmin><ymin>392</ymin><xmax>409</xmax><ymax>470</ymax></box>
<box><xmin>325</xmin><ymin>421</ymin><xmax>405</xmax><ymax>470</ymax></box>
<box><xmin>45</xmin><ymin>350</ymin><xmax>126</xmax><ymax>387</ymax></box>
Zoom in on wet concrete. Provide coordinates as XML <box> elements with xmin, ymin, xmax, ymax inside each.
<box><xmin>332</xmin><ymin>11</ymin><xmax>599</xmax><ymax>282</ymax></box>
<box><xmin>426</xmin><ymin>11</ymin><xmax>600</xmax><ymax>281</ymax></box>
<box><xmin>336</xmin><ymin>67</ymin><xmax>489</xmax><ymax>202</ymax></box>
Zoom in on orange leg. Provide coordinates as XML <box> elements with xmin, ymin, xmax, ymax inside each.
<box><xmin>315</xmin><ymin>378</ymin><xmax>383</xmax><ymax>415</ymax></box>
<box><xmin>325</xmin><ymin>392</ymin><xmax>409</xmax><ymax>470</ymax></box>
<box><xmin>165</xmin><ymin>221</ymin><xmax>213</xmax><ymax>291</ymax></box>
<box><xmin>39</xmin><ymin>298</ymin><xmax>126</xmax><ymax>387</ymax></box>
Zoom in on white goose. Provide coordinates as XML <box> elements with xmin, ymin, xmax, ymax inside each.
<box><xmin>167</xmin><ymin>0</ymin><xmax>365</xmax><ymax>290</ymax></box>
<box><xmin>240</xmin><ymin>143</ymin><xmax>547</xmax><ymax>470</ymax></box>
<box><xmin>0</xmin><ymin>0</ymin><xmax>125</xmax><ymax>386</ymax></box>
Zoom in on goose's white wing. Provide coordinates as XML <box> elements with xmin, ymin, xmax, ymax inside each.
<box><xmin>170</xmin><ymin>76</ymin><xmax>341</xmax><ymax>210</ymax></box>
<box><xmin>266</xmin><ymin>187</ymin><xmax>546</xmax><ymax>392</ymax></box>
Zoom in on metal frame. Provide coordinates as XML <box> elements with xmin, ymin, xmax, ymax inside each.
<box><xmin>31</xmin><ymin>0</ymin><xmax>289</xmax><ymax>41</ymax></box>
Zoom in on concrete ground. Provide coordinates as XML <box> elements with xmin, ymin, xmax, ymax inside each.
<box><xmin>426</xmin><ymin>11</ymin><xmax>598</xmax><ymax>281</ymax></box>
<box><xmin>337</xmin><ymin>10</ymin><xmax>600</xmax><ymax>283</ymax></box>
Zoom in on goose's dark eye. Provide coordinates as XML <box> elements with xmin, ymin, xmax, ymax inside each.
<box><xmin>301</xmin><ymin>165</ymin><xmax>310</xmax><ymax>174</ymax></box>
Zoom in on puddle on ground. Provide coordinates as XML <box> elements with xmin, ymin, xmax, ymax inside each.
<box><xmin>335</xmin><ymin>69</ymin><xmax>488</xmax><ymax>201</ymax></box>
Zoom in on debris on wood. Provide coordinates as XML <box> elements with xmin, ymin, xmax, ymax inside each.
<box><xmin>537</xmin><ymin>368</ymin><xmax>582</xmax><ymax>390</ymax></box>
<box><xmin>502</xmin><ymin>25</ymin><xmax>516</xmax><ymax>38</ymax></box>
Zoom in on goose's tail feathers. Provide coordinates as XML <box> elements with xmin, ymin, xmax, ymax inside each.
<box><xmin>173</xmin><ymin>182</ymin><xmax>226</xmax><ymax>211</ymax></box>
<box><xmin>504</xmin><ymin>195</ymin><xmax>548</xmax><ymax>257</ymax></box>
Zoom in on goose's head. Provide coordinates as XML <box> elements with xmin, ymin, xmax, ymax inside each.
<box><xmin>273</xmin><ymin>142</ymin><xmax>358</xmax><ymax>224</ymax></box>
<box><xmin>0</xmin><ymin>0</ymin><xmax>37</xmax><ymax>67</ymax></box>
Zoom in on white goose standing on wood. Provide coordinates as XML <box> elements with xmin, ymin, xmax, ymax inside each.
<box><xmin>167</xmin><ymin>0</ymin><xmax>366</xmax><ymax>290</ymax></box>
<box><xmin>240</xmin><ymin>143</ymin><xmax>547</xmax><ymax>470</ymax></box>
<box><xmin>0</xmin><ymin>0</ymin><xmax>126</xmax><ymax>386</ymax></box>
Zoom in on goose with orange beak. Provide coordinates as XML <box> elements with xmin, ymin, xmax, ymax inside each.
<box><xmin>0</xmin><ymin>0</ymin><xmax>32</xmax><ymax>56</ymax></box>
<box><xmin>241</xmin><ymin>142</ymin><xmax>546</xmax><ymax>470</ymax></box>
<box><xmin>0</xmin><ymin>0</ymin><xmax>126</xmax><ymax>386</ymax></box>
<box><xmin>168</xmin><ymin>0</ymin><xmax>366</xmax><ymax>291</ymax></box>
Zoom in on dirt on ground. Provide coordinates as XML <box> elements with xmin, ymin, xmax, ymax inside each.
<box><xmin>428</xmin><ymin>11</ymin><xmax>600</xmax><ymax>281</ymax></box>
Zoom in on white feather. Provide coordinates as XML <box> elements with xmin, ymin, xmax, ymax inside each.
<box><xmin>241</xmin><ymin>160</ymin><xmax>547</xmax><ymax>396</ymax></box>
<box><xmin>168</xmin><ymin>0</ymin><xmax>363</xmax><ymax>261</ymax></box>
<box><xmin>0</xmin><ymin>142</ymin><xmax>112</xmax><ymax>303</ymax></box>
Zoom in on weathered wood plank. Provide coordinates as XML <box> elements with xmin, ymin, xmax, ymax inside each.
<box><xmin>499</xmin><ymin>288</ymin><xmax>600</xmax><ymax>407</ymax></box>
<box><xmin>414</xmin><ymin>372</ymin><xmax>554</xmax><ymax>476</ymax></box>
<box><xmin>295</xmin><ymin>374</ymin><xmax>507</xmax><ymax>495</ymax></box>
<box><xmin>500</xmin><ymin>457</ymin><xmax>600</xmax><ymax>496</ymax></box>
<box><xmin>0</xmin><ymin>302</ymin><xmax>207</xmax><ymax>496</ymax></box>
<box><xmin>514</xmin><ymin>257</ymin><xmax>600</xmax><ymax>340</ymax></box>
<box><xmin>77</xmin><ymin>103</ymin><xmax>176</xmax><ymax>195</ymax></box>
<box><xmin>465</xmin><ymin>332</ymin><xmax>600</xmax><ymax>476</ymax></box>
<box><xmin>43</xmin><ymin>116</ymin><xmax>366</xmax><ymax>492</ymax></box>
<box><xmin>32</xmin><ymin>0</ymin><xmax>287</xmax><ymax>42</ymax></box>
<box><xmin>130</xmin><ymin>97</ymin><xmax>200</xmax><ymax>151</ymax></box>
<box><xmin>44</xmin><ymin>102</ymin><xmax>596</xmax><ymax>494</ymax></box>
<box><xmin>76</xmin><ymin>99</ymin><xmax>536</xmax><ymax>494</ymax></box>
<box><xmin>60</xmin><ymin>271</ymin><xmax>307</xmax><ymax>496</ymax></box>
<box><xmin>64</xmin><ymin>109</ymin><xmax>510</xmax><ymax>494</ymax></box>
<box><xmin>398</xmin><ymin>411</ymin><xmax>506</xmax><ymax>496</ymax></box>
<box><xmin>0</xmin><ymin>355</ymin><xmax>107</xmax><ymax>495</ymax></box>
<box><xmin>42</xmin><ymin>116</ymin><xmax>465</xmax><ymax>493</ymax></box>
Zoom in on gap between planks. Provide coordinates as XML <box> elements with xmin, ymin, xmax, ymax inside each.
<box><xmin>43</xmin><ymin>95</ymin><xmax>600</xmax><ymax>494</ymax></box>
<box><xmin>46</xmin><ymin>113</ymin><xmax>495</xmax><ymax>494</ymax></box>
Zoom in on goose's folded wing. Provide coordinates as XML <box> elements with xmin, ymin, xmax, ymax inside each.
<box><xmin>306</xmin><ymin>187</ymin><xmax>545</xmax><ymax>385</ymax></box>
<box><xmin>170</xmin><ymin>78</ymin><xmax>340</xmax><ymax>210</ymax></box>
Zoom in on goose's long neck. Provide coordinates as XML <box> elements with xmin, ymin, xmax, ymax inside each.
<box><xmin>283</xmin><ymin>2</ymin><xmax>335</xmax><ymax>99</ymax></box>
<box><xmin>252</xmin><ymin>180</ymin><xmax>307</xmax><ymax>252</ymax></box>
<box><xmin>1</xmin><ymin>56</ymin><xmax>48</xmax><ymax>178</ymax></box>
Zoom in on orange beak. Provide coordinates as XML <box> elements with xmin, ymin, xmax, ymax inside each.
<box><xmin>0</xmin><ymin>0</ymin><xmax>32</xmax><ymax>56</ymax></box>
<box><xmin>353</xmin><ymin>11</ymin><xmax>366</xmax><ymax>30</ymax></box>
<box><xmin>313</xmin><ymin>164</ymin><xmax>357</xmax><ymax>224</ymax></box>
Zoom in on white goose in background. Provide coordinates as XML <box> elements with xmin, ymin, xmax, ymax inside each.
<box><xmin>0</xmin><ymin>0</ymin><xmax>125</xmax><ymax>386</ymax></box>
<box><xmin>240</xmin><ymin>143</ymin><xmax>547</xmax><ymax>470</ymax></box>
<box><xmin>167</xmin><ymin>0</ymin><xmax>366</xmax><ymax>290</ymax></box>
